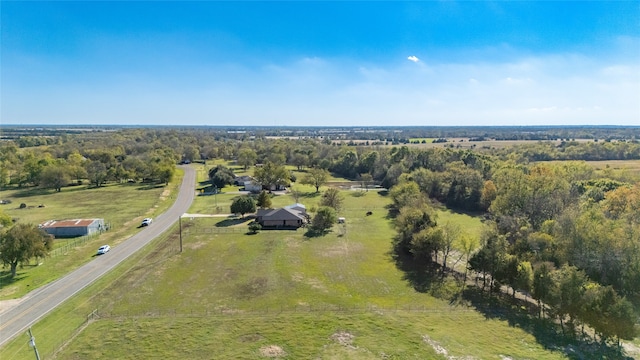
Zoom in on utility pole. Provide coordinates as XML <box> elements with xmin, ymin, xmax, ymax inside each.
<box><xmin>27</xmin><ymin>328</ymin><xmax>41</xmax><ymax>360</ymax></box>
<box><xmin>179</xmin><ymin>215</ymin><xmax>183</xmax><ymax>253</ymax></box>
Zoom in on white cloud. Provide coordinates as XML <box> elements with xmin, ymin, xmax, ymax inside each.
<box><xmin>407</xmin><ymin>55</ymin><xmax>420</xmax><ymax>63</ymax></box>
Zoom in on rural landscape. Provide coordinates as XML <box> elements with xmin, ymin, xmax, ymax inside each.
<box><xmin>0</xmin><ymin>125</ymin><xmax>639</xmax><ymax>359</ymax></box>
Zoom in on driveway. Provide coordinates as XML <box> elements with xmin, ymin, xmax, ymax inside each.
<box><xmin>0</xmin><ymin>165</ymin><xmax>196</xmax><ymax>347</ymax></box>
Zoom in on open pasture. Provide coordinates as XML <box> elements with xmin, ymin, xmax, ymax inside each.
<box><xmin>585</xmin><ymin>159</ymin><xmax>640</xmax><ymax>177</ymax></box>
<box><xmin>1</xmin><ymin>189</ymin><xmax>583</xmax><ymax>360</ymax></box>
<box><xmin>0</xmin><ymin>170</ymin><xmax>183</xmax><ymax>300</ymax></box>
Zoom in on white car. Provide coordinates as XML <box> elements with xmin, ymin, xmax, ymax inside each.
<box><xmin>141</xmin><ymin>218</ymin><xmax>153</xmax><ymax>227</ymax></box>
<box><xmin>97</xmin><ymin>245</ymin><xmax>110</xmax><ymax>255</ymax></box>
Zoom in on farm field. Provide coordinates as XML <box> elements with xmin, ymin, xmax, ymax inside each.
<box><xmin>585</xmin><ymin>159</ymin><xmax>640</xmax><ymax>177</ymax></box>
<box><xmin>540</xmin><ymin>159</ymin><xmax>640</xmax><ymax>179</ymax></box>
<box><xmin>331</xmin><ymin>138</ymin><xmax>597</xmax><ymax>150</ymax></box>
<box><xmin>0</xmin><ymin>169</ymin><xmax>183</xmax><ymax>300</ymax></box>
<box><xmin>0</xmin><ymin>187</ymin><xmax>590</xmax><ymax>360</ymax></box>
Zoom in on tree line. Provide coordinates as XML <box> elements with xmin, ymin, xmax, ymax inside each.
<box><xmin>389</xmin><ymin>159</ymin><xmax>639</xmax><ymax>345</ymax></box>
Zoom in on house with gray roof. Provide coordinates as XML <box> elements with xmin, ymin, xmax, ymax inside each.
<box><xmin>256</xmin><ymin>205</ymin><xmax>308</xmax><ymax>229</ymax></box>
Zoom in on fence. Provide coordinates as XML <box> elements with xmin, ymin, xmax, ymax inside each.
<box><xmin>48</xmin><ymin>233</ymin><xmax>101</xmax><ymax>258</ymax></box>
<box><xmin>183</xmin><ymin>226</ymin><xmax>246</xmax><ymax>235</ymax></box>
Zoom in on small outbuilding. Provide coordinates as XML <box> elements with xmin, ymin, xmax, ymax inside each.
<box><xmin>39</xmin><ymin>218</ymin><xmax>105</xmax><ymax>238</ymax></box>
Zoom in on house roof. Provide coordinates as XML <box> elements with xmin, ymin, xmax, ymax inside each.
<box><xmin>39</xmin><ymin>219</ymin><xmax>102</xmax><ymax>228</ymax></box>
<box><xmin>257</xmin><ymin>208</ymin><xmax>305</xmax><ymax>221</ymax></box>
<box><xmin>285</xmin><ymin>203</ymin><xmax>306</xmax><ymax>209</ymax></box>
<box><xmin>235</xmin><ymin>175</ymin><xmax>254</xmax><ymax>181</ymax></box>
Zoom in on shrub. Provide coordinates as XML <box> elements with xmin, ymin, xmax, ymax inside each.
<box><xmin>248</xmin><ymin>222</ymin><xmax>262</xmax><ymax>234</ymax></box>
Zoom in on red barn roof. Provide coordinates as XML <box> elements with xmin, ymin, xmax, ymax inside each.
<box><xmin>39</xmin><ymin>219</ymin><xmax>100</xmax><ymax>228</ymax></box>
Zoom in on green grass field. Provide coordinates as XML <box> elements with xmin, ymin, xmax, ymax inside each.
<box><xmin>0</xmin><ymin>169</ymin><xmax>183</xmax><ymax>299</ymax></box>
<box><xmin>2</xmin><ymin>169</ymin><xmax>636</xmax><ymax>359</ymax></box>
<box><xmin>0</xmin><ymin>186</ymin><xmax>587</xmax><ymax>360</ymax></box>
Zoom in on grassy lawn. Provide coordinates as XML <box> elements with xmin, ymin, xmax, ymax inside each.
<box><xmin>0</xmin><ymin>187</ymin><xmax>589</xmax><ymax>360</ymax></box>
<box><xmin>0</xmin><ymin>169</ymin><xmax>183</xmax><ymax>299</ymax></box>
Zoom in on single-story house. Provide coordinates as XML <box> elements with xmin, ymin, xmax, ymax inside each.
<box><xmin>234</xmin><ymin>175</ymin><xmax>254</xmax><ymax>186</ymax></box>
<box><xmin>39</xmin><ymin>218</ymin><xmax>105</xmax><ymax>238</ymax></box>
<box><xmin>256</xmin><ymin>205</ymin><xmax>307</xmax><ymax>229</ymax></box>
<box><xmin>244</xmin><ymin>180</ymin><xmax>263</xmax><ymax>193</ymax></box>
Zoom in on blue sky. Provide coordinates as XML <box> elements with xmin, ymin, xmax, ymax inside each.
<box><xmin>2</xmin><ymin>1</ymin><xmax>639</xmax><ymax>126</ymax></box>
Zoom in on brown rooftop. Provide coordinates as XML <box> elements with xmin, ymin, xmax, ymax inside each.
<box><xmin>40</xmin><ymin>219</ymin><xmax>99</xmax><ymax>228</ymax></box>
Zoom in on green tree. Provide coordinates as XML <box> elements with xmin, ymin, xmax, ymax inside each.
<box><xmin>289</xmin><ymin>187</ymin><xmax>302</xmax><ymax>203</ymax></box>
<box><xmin>319</xmin><ymin>187</ymin><xmax>343</xmax><ymax>212</ymax></box>
<box><xmin>357</xmin><ymin>151</ymin><xmax>378</xmax><ymax>175</ymax></box>
<box><xmin>480</xmin><ymin>180</ymin><xmax>497</xmax><ymax>210</ymax></box>
<box><xmin>410</xmin><ymin>226</ymin><xmax>444</xmax><ymax>262</ymax></box>
<box><xmin>158</xmin><ymin>165</ymin><xmax>175</xmax><ymax>185</ymax></box>
<box><xmin>85</xmin><ymin>160</ymin><xmax>108</xmax><ymax>187</ymax></box>
<box><xmin>237</xmin><ymin>148</ymin><xmax>257</xmax><ymax>170</ymax></box>
<box><xmin>208</xmin><ymin>165</ymin><xmax>236</xmax><ymax>188</ymax></box>
<box><xmin>332</xmin><ymin>149</ymin><xmax>358</xmax><ymax>179</ymax></box>
<box><xmin>552</xmin><ymin>265</ymin><xmax>587</xmax><ymax>333</ymax></box>
<box><xmin>457</xmin><ymin>233</ymin><xmax>479</xmax><ymax>281</ymax></box>
<box><xmin>389</xmin><ymin>181</ymin><xmax>423</xmax><ymax>211</ymax></box>
<box><xmin>290</xmin><ymin>152</ymin><xmax>309</xmax><ymax>171</ymax></box>
<box><xmin>301</xmin><ymin>168</ymin><xmax>329</xmax><ymax>193</ymax></box>
<box><xmin>254</xmin><ymin>162</ymin><xmax>289</xmax><ymax>191</ymax></box>
<box><xmin>256</xmin><ymin>191</ymin><xmax>272</xmax><ymax>209</ymax></box>
<box><xmin>22</xmin><ymin>151</ymin><xmax>52</xmax><ymax>186</ymax></box>
<box><xmin>515</xmin><ymin>261</ymin><xmax>534</xmax><ymax>300</ymax></box>
<box><xmin>468</xmin><ymin>228</ymin><xmax>509</xmax><ymax>292</ymax></box>
<box><xmin>0</xmin><ymin>223</ymin><xmax>52</xmax><ymax>278</ymax></box>
<box><xmin>310</xmin><ymin>206</ymin><xmax>337</xmax><ymax>234</ymax></box>
<box><xmin>393</xmin><ymin>204</ymin><xmax>437</xmax><ymax>255</ymax></box>
<box><xmin>230</xmin><ymin>196</ymin><xmax>256</xmax><ymax>217</ymax></box>
<box><xmin>584</xmin><ymin>285</ymin><xmax>638</xmax><ymax>344</ymax></box>
<box><xmin>439</xmin><ymin>222</ymin><xmax>460</xmax><ymax>273</ymax></box>
<box><xmin>248</xmin><ymin>221</ymin><xmax>262</xmax><ymax>234</ymax></box>
<box><xmin>359</xmin><ymin>173</ymin><xmax>374</xmax><ymax>191</ymax></box>
<box><xmin>497</xmin><ymin>254</ymin><xmax>520</xmax><ymax>297</ymax></box>
<box><xmin>532</xmin><ymin>262</ymin><xmax>556</xmax><ymax>318</ymax></box>
<box><xmin>0</xmin><ymin>209</ymin><xmax>13</xmax><ymax>228</ymax></box>
<box><xmin>182</xmin><ymin>145</ymin><xmax>200</xmax><ymax>163</ymax></box>
<box><xmin>381</xmin><ymin>163</ymin><xmax>405</xmax><ymax>189</ymax></box>
<box><xmin>39</xmin><ymin>165</ymin><xmax>71</xmax><ymax>192</ymax></box>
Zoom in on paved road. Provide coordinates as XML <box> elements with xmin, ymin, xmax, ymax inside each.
<box><xmin>0</xmin><ymin>165</ymin><xmax>196</xmax><ymax>347</ymax></box>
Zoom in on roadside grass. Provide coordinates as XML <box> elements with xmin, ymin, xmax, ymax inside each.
<box><xmin>0</xmin><ymin>169</ymin><xmax>183</xmax><ymax>300</ymax></box>
<box><xmin>0</xmin><ymin>223</ymin><xmax>183</xmax><ymax>360</ymax></box>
